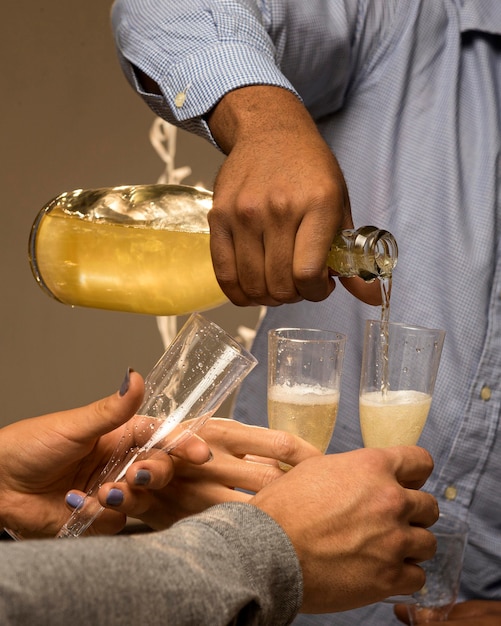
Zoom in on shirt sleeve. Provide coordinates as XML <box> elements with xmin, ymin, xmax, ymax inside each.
<box><xmin>111</xmin><ymin>0</ymin><xmax>297</xmax><ymax>143</ymax></box>
<box><xmin>111</xmin><ymin>0</ymin><xmax>400</xmax><ymax>142</ymax></box>
<box><xmin>0</xmin><ymin>503</ymin><xmax>302</xmax><ymax>625</ymax></box>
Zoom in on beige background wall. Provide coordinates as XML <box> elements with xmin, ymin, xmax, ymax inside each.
<box><xmin>1</xmin><ymin>1</ymin><xmax>259</xmax><ymax>425</ymax></box>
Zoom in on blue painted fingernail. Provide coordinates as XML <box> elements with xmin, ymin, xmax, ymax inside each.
<box><xmin>66</xmin><ymin>493</ymin><xmax>84</xmax><ymax>510</ymax></box>
<box><xmin>134</xmin><ymin>469</ymin><xmax>151</xmax><ymax>486</ymax></box>
<box><xmin>119</xmin><ymin>368</ymin><xmax>133</xmax><ymax>397</ymax></box>
<box><xmin>106</xmin><ymin>488</ymin><xmax>124</xmax><ymax>507</ymax></box>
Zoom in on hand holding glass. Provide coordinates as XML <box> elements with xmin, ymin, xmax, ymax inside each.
<box><xmin>57</xmin><ymin>313</ymin><xmax>257</xmax><ymax>538</ymax></box>
<box><xmin>267</xmin><ymin>328</ymin><xmax>346</xmax><ymax>459</ymax></box>
<box><xmin>406</xmin><ymin>513</ymin><xmax>469</xmax><ymax>624</ymax></box>
<box><xmin>359</xmin><ymin>320</ymin><xmax>445</xmax><ymax>448</ymax></box>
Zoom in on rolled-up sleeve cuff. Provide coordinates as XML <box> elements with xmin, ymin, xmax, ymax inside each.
<box><xmin>116</xmin><ymin>41</ymin><xmax>299</xmax><ymax>146</ymax></box>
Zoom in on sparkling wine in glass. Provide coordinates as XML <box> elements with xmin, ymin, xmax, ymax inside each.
<box><xmin>267</xmin><ymin>327</ymin><xmax>346</xmax><ymax>466</ymax></box>
<box><xmin>359</xmin><ymin>319</ymin><xmax>445</xmax><ymax>448</ymax></box>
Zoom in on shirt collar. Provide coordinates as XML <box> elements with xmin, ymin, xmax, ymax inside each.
<box><xmin>459</xmin><ymin>0</ymin><xmax>501</xmax><ymax>35</ymax></box>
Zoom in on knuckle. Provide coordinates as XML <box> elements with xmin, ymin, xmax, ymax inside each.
<box><xmin>207</xmin><ymin>207</ymin><xmax>230</xmax><ymax>234</ymax></box>
<box><xmin>256</xmin><ymin>464</ymin><xmax>284</xmax><ymax>489</ymax></box>
<box><xmin>267</xmin><ymin>196</ymin><xmax>291</xmax><ymax>222</ymax></box>
<box><xmin>422</xmin><ymin>493</ymin><xmax>440</xmax><ymax>525</ymax></box>
<box><xmin>379</xmin><ymin>483</ymin><xmax>408</xmax><ymax>516</ymax></box>
<box><xmin>413</xmin><ymin>565</ymin><xmax>427</xmax><ymax>591</ymax></box>
<box><xmin>307</xmin><ymin>182</ymin><xmax>345</xmax><ymax>215</ymax></box>
<box><xmin>270</xmin><ymin>429</ymin><xmax>299</xmax><ymax>461</ymax></box>
<box><xmin>294</xmin><ymin>264</ymin><xmax>325</xmax><ymax>284</ymax></box>
<box><xmin>200</xmin><ymin>418</ymin><xmax>231</xmax><ymax>443</ymax></box>
<box><xmin>241</xmin><ymin>285</ymin><xmax>269</xmax><ymax>301</ymax></box>
<box><xmin>212</xmin><ymin>194</ymin><xmax>264</xmax><ymax>226</ymax></box>
<box><xmin>215</xmin><ymin>271</ymin><xmax>240</xmax><ymax>291</ymax></box>
<box><xmin>423</xmin><ymin>529</ymin><xmax>438</xmax><ymax>559</ymax></box>
<box><xmin>267</xmin><ymin>285</ymin><xmax>300</xmax><ymax>303</ymax></box>
<box><xmin>357</xmin><ymin>448</ymin><xmax>388</xmax><ymax>474</ymax></box>
<box><xmin>234</xmin><ymin>201</ymin><xmax>262</xmax><ymax>225</ymax></box>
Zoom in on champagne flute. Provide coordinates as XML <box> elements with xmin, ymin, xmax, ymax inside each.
<box><xmin>267</xmin><ymin>328</ymin><xmax>346</xmax><ymax>466</ymax></box>
<box><xmin>56</xmin><ymin>313</ymin><xmax>257</xmax><ymax>538</ymax></box>
<box><xmin>406</xmin><ymin>513</ymin><xmax>469</xmax><ymax>623</ymax></box>
<box><xmin>359</xmin><ymin>320</ymin><xmax>445</xmax><ymax>448</ymax></box>
<box><xmin>360</xmin><ymin>319</ymin><xmax>446</xmax><ymax>607</ymax></box>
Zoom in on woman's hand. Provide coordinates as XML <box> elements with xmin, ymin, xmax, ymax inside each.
<box><xmin>0</xmin><ymin>370</ymin><xmax>210</xmax><ymax>538</ymax></box>
<box><xmin>96</xmin><ymin>417</ymin><xmax>322</xmax><ymax>530</ymax></box>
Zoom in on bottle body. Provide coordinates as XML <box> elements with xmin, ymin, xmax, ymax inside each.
<box><xmin>29</xmin><ymin>184</ymin><xmax>227</xmax><ymax>315</ymax></box>
<box><xmin>29</xmin><ymin>184</ymin><xmax>398</xmax><ymax>316</ymax></box>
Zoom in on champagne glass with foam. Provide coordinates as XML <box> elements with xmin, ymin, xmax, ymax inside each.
<box><xmin>360</xmin><ymin>319</ymin><xmax>446</xmax><ymax>607</ymax></box>
<box><xmin>359</xmin><ymin>319</ymin><xmax>445</xmax><ymax>448</ymax></box>
<box><xmin>267</xmin><ymin>328</ymin><xmax>346</xmax><ymax>467</ymax></box>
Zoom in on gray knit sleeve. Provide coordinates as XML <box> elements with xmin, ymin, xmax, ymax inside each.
<box><xmin>0</xmin><ymin>502</ymin><xmax>302</xmax><ymax>625</ymax></box>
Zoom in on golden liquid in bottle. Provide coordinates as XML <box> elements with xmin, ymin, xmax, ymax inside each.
<box><xmin>31</xmin><ymin>183</ymin><xmax>398</xmax><ymax>319</ymax></box>
<box><xmin>34</xmin><ymin>207</ymin><xmax>227</xmax><ymax>315</ymax></box>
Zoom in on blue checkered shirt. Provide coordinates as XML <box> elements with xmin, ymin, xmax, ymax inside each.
<box><xmin>112</xmin><ymin>1</ymin><xmax>501</xmax><ymax>623</ymax></box>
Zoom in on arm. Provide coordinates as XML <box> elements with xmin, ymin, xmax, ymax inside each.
<box><xmin>111</xmin><ymin>0</ymin><xmax>383</xmax><ymax>306</ymax></box>
<box><xmin>0</xmin><ymin>369</ymin><xmax>322</xmax><ymax>537</ymax></box>
<box><xmin>0</xmin><ymin>503</ymin><xmax>302</xmax><ymax>626</ymax></box>
<box><xmin>0</xmin><ymin>370</ymin><xmax>210</xmax><ymax>538</ymax></box>
<box><xmin>0</xmin><ymin>447</ymin><xmax>438</xmax><ymax>624</ymax></box>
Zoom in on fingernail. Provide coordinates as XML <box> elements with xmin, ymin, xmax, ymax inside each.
<box><xmin>66</xmin><ymin>493</ymin><xmax>84</xmax><ymax>510</ymax></box>
<box><xmin>106</xmin><ymin>488</ymin><xmax>124</xmax><ymax>507</ymax></box>
<box><xmin>134</xmin><ymin>469</ymin><xmax>151</xmax><ymax>486</ymax></box>
<box><xmin>203</xmin><ymin>450</ymin><xmax>214</xmax><ymax>464</ymax></box>
<box><xmin>119</xmin><ymin>368</ymin><xmax>133</xmax><ymax>397</ymax></box>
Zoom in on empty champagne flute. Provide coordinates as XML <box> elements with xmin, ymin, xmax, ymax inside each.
<box><xmin>406</xmin><ymin>513</ymin><xmax>469</xmax><ymax>624</ymax></box>
<box><xmin>267</xmin><ymin>327</ymin><xmax>346</xmax><ymax>466</ymax></box>
<box><xmin>359</xmin><ymin>320</ymin><xmax>445</xmax><ymax>448</ymax></box>
<box><xmin>56</xmin><ymin>313</ymin><xmax>257</xmax><ymax>538</ymax></box>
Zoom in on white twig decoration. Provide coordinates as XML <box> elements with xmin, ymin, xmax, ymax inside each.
<box><xmin>150</xmin><ymin>118</ymin><xmax>192</xmax><ymax>349</ymax></box>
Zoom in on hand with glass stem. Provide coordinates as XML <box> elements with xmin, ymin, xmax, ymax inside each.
<box><xmin>0</xmin><ymin>369</ymin><xmax>209</xmax><ymax>538</ymax></box>
<box><xmin>0</xmin><ymin>369</ymin><xmax>322</xmax><ymax>537</ymax></box>
<box><xmin>0</xmin><ymin>368</ymin><xmax>441</xmax><ymax>612</ymax></box>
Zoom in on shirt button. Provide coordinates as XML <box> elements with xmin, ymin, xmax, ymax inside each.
<box><xmin>480</xmin><ymin>385</ymin><xmax>492</xmax><ymax>401</ymax></box>
<box><xmin>174</xmin><ymin>92</ymin><xmax>186</xmax><ymax>107</ymax></box>
<box><xmin>444</xmin><ymin>485</ymin><xmax>457</xmax><ymax>501</ymax></box>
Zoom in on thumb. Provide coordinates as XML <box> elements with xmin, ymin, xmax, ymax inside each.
<box><xmin>58</xmin><ymin>369</ymin><xmax>145</xmax><ymax>443</ymax></box>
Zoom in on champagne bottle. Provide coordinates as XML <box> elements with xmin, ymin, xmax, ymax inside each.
<box><xmin>29</xmin><ymin>184</ymin><xmax>398</xmax><ymax>315</ymax></box>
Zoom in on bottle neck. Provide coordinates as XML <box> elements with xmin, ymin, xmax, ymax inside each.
<box><xmin>328</xmin><ymin>226</ymin><xmax>398</xmax><ymax>281</ymax></box>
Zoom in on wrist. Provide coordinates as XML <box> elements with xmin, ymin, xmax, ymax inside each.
<box><xmin>207</xmin><ymin>85</ymin><xmax>308</xmax><ymax>153</ymax></box>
